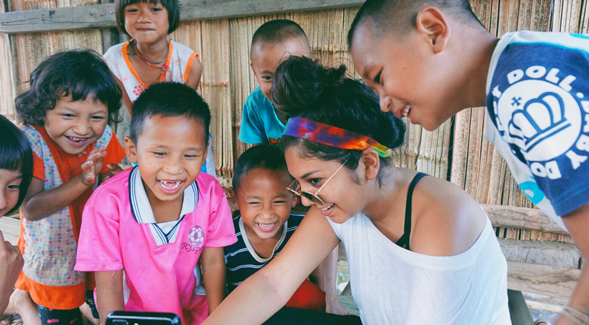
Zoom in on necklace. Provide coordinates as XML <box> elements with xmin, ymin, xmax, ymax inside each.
<box><xmin>131</xmin><ymin>39</ymin><xmax>170</xmax><ymax>72</ymax></box>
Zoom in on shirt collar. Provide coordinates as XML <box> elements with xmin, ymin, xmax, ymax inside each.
<box><xmin>129</xmin><ymin>167</ymin><xmax>199</xmax><ymax>224</ymax></box>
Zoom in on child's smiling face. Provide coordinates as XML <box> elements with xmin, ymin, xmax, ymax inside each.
<box><xmin>234</xmin><ymin>168</ymin><xmax>294</xmax><ymax>241</ymax></box>
<box><xmin>125</xmin><ymin>114</ymin><xmax>207</xmax><ymax>207</ymax></box>
<box><xmin>250</xmin><ymin>38</ymin><xmax>311</xmax><ymax>102</ymax></box>
<box><xmin>43</xmin><ymin>95</ymin><xmax>109</xmax><ymax>155</ymax></box>
<box><xmin>350</xmin><ymin>22</ymin><xmax>463</xmax><ymax>131</ymax></box>
<box><xmin>124</xmin><ymin>1</ymin><xmax>170</xmax><ymax>45</ymax></box>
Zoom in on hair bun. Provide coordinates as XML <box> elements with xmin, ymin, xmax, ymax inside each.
<box><xmin>272</xmin><ymin>56</ymin><xmax>347</xmax><ymax>118</ymax></box>
<box><xmin>320</xmin><ymin>65</ymin><xmax>346</xmax><ymax>88</ymax></box>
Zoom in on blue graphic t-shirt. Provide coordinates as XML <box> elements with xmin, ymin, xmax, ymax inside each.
<box><xmin>239</xmin><ymin>87</ymin><xmax>286</xmax><ymax>145</ymax></box>
<box><xmin>486</xmin><ymin>31</ymin><xmax>589</xmax><ymax>229</ymax></box>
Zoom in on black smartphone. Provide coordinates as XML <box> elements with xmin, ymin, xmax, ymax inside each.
<box><xmin>105</xmin><ymin>311</ymin><xmax>181</xmax><ymax>325</ymax></box>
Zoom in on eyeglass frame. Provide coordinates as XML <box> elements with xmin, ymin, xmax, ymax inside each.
<box><xmin>286</xmin><ymin>158</ymin><xmax>350</xmax><ymax>206</ymax></box>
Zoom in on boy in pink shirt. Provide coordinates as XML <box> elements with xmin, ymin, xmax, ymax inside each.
<box><xmin>75</xmin><ymin>82</ymin><xmax>237</xmax><ymax>325</ymax></box>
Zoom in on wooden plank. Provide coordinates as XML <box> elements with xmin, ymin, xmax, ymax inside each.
<box><xmin>499</xmin><ymin>238</ymin><xmax>581</xmax><ymax>269</ymax></box>
<box><xmin>482</xmin><ymin>204</ymin><xmax>568</xmax><ymax>235</ymax></box>
<box><xmin>0</xmin><ymin>0</ymin><xmax>365</xmax><ymax>34</ymax></box>
<box><xmin>507</xmin><ymin>261</ymin><xmax>580</xmax><ymax>300</ymax></box>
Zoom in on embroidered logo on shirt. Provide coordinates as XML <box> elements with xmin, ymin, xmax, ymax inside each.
<box><xmin>182</xmin><ymin>226</ymin><xmax>204</xmax><ymax>253</ymax></box>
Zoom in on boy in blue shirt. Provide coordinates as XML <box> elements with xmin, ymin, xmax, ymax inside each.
<box><xmin>239</xmin><ymin>20</ymin><xmax>311</xmax><ymax>145</ymax></box>
<box><xmin>348</xmin><ymin>1</ymin><xmax>589</xmax><ymax>323</ymax></box>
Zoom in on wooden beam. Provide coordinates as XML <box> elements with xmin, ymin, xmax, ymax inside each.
<box><xmin>507</xmin><ymin>261</ymin><xmax>580</xmax><ymax>301</ymax></box>
<box><xmin>0</xmin><ymin>0</ymin><xmax>365</xmax><ymax>34</ymax></box>
<box><xmin>482</xmin><ymin>204</ymin><xmax>568</xmax><ymax>235</ymax></box>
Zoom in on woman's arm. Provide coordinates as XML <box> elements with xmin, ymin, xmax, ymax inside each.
<box><xmin>200</xmin><ymin>247</ymin><xmax>226</xmax><ymax>314</ymax></box>
<box><xmin>202</xmin><ymin>209</ymin><xmax>340</xmax><ymax>325</ymax></box>
<box><xmin>96</xmin><ymin>270</ymin><xmax>125</xmax><ymax>325</ymax></box>
<box><xmin>21</xmin><ymin>148</ymin><xmax>107</xmax><ymax>221</ymax></box>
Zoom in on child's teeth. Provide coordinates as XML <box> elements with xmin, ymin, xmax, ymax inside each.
<box><xmin>402</xmin><ymin>105</ymin><xmax>411</xmax><ymax>117</ymax></box>
<box><xmin>322</xmin><ymin>204</ymin><xmax>334</xmax><ymax>211</ymax></box>
<box><xmin>258</xmin><ymin>223</ymin><xmax>276</xmax><ymax>229</ymax></box>
<box><xmin>159</xmin><ymin>180</ymin><xmax>181</xmax><ymax>189</ymax></box>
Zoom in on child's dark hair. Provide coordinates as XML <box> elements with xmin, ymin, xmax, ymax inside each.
<box><xmin>15</xmin><ymin>50</ymin><xmax>122</xmax><ymax>126</ymax></box>
<box><xmin>0</xmin><ymin>116</ymin><xmax>33</xmax><ymax>215</ymax></box>
<box><xmin>232</xmin><ymin>145</ymin><xmax>290</xmax><ymax>194</ymax></box>
<box><xmin>272</xmin><ymin>56</ymin><xmax>405</xmax><ymax>186</ymax></box>
<box><xmin>115</xmin><ymin>0</ymin><xmax>180</xmax><ymax>36</ymax></box>
<box><xmin>250</xmin><ymin>19</ymin><xmax>310</xmax><ymax>58</ymax></box>
<box><xmin>130</xmin><ymin>82</ymin><xmax>210</xmax><ymax>145</ymax></box>
<box><xmin>348</xmin><ymin>0</ymin><xmax>483</xmax><ymax>49</ymax></box>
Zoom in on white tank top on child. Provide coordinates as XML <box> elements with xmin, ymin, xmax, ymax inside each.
<box><xmin>104</xmin><ymin>40</ymin><xmax>198</xmax><ymax>102</ymax></box>
<box><xmin>328</xmin><ymin>214</ymin><xmax>510</xmax><ymax>325</ymax></box>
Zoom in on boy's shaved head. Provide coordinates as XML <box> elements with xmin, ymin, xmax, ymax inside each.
<box><xmin>348</xmin><ymin>0</ymin><xmax>482</xmax><ymax>48</ymax></box>
<box><xmin>251</xmin><ymin>19</ymin><xmax>310</xmax><ymax>58</ymax></box>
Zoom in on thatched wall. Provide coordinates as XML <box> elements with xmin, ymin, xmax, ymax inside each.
<box><xmin>1</xmin><ymin>0</ymin><xmax>588</xmax><ymax>212</ymax></box>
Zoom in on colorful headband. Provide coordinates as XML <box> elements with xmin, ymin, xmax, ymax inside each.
<box><xmin>283</xmin><ymin>117</ymin><xmax>392</xmax><ymax>157</ymax></box>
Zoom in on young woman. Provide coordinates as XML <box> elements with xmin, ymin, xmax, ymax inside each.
<box><xmin>203</xmin><ymin>56</ymin><xmax>510</xmax><ymax>325</ymax></box>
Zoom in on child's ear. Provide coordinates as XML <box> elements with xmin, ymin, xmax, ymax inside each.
<box><xmin>361</xmin><ymin>149</ymin><xmax>381</xmax><ymax>181</ymax></box>
<box><xmin>415</xmin><ymin>6</ymin><xmax>451</xmax><ymax>54</ymax></box>
<box><xmin>291</xmin><ymin>196</ymin><xmax>297</xmax><ymax>208</ymax></box>
<box><xmin>124</xmin><ymin>137</ymin><xmax>138</xmax><ymax>164</ymax></box>
<box><xmin>250</xmin><ymin>62</ymin><xmax>258</xmax><ymax>77</ymax></box>
<box><xmin>229</xmin><ymin>187</ymin><xmax>240</xmax><ymax>210</ymax></box>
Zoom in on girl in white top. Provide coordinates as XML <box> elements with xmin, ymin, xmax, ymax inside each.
<box><xmin>203</xmin><ymin>56</ymin><xmax>510</xmax><ymax>325</ymax></box>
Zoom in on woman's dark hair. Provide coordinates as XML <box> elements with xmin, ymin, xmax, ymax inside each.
<box><xmin>272</xmin><ymin>56</ymin><xmax>405</xmax><ymax>185</ymax></box>
<box><xmin>115</xmin><ymin>0</ymin><xmax>180</xmax><ymax>36</ymax></box>
<box><xmin>15</xmin><ymin>50</ymin><xmax>122</xmax><ymax>126</ymax></box>
<box><xmin>0</xmin><ymin>115</ymin><xmax>33</xmax><ymax>215</ymax></box>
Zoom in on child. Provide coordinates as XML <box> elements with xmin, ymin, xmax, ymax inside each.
<box><xmin>239</xmin><ymin>19</ymin><xmax>311</xmax><ymax>145</ymax></box>
<box><xmin>226</xmin><ymin>145</ymin><xmax>325</xmax><ymax>311</ymax></box>
<box><xmin>106</xmin><ymin>0</ymin><xmax>215</xmax><ymax>176</ymax></box>
<box><xmin>74</xmin><ymin>82</ymin><xmax>237</xmax><ymax>325</ymax></box>
<box><xmin>203</xmin><ymin>56</ymin><xmax>509</xmax><ymax>325</ymax></box>
<box><xmin>348</xmin><ymin>0</ymin><xmax>589</xmax><ymax>323</ymax></box>
<box><xmin>0</xmin><ymin>115</ymin><xmax>32</xmax><ymax>315</ymax></box>
<box><xmin>13</xmin><ymin>49</ymin><xmax>126</xmax><ymax>325</ymax></box>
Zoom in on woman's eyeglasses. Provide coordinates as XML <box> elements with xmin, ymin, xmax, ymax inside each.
<box><xmin>286</xmin><ymin>158</ymin><xmax>349</xmax><ymax>206</ymax></box>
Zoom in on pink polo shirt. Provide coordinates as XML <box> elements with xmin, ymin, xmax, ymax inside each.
<box><xmin>75</xmin><ymin>167</ymin><xmax>237</xmax><ymax>325</ymax></box>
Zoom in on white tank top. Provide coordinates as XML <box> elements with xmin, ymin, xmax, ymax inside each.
<box><xmin>328</xmin><ymin>215</ymin><xmax>510</xmax><ymax>324</ymax></box>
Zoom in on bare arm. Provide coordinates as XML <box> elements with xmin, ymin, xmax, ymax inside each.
<box><xmin>555</xmin><ymin>203</ymin><xmax>589</xmax><ymax>325</ymax></box>
<box><xmin>96</xmin><ymin>270</ymin><xmax>125</xmax><ymax>325</ymax></box>
<box><xmin>185</xmin><ymin>58</ymin><xmax>203</xmax><ymax>90</ymax></box>
<box><xmin>0</xmin><ymin>231</ymin><xmax>23</xmax><ymax>314</ymax></box>
<box><xmin>21</xmin><ymin>148</ymin><xmax>106</xmax><ymax>221</ymax></box>
<box><xmin>202</xmin><ymin>209</ymin><xmax>340</xmax><ymax>325</ymax></box>
<box><xmin>200</xmin><ymin>247</ymin><xmax>226</xmax><ymax>314</ymax></box>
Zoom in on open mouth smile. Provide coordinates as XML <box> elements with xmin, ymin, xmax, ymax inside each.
<box><xmin>157</xmin><ymin>180</ymin><xmax>184</xmax><ymax>195</ymax></box>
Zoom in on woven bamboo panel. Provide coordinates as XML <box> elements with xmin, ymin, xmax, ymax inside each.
<box><xmin>9</xmin><ymin>0</ymin><xmax>103</xmax><ymax>98</ymax></box>
<box><xmin>0</xmin><ymin>0</ymin><xmax>15</xmax><ymax>120</ymax></box>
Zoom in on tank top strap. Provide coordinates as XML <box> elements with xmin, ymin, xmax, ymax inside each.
<box><xmin>395</xmin><ymin>172</ymin><xmax>428</xmax><ymax>250</ymax></box>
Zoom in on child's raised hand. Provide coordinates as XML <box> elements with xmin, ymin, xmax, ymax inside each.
<box><xmin>80</xmin><ymin>147</ymin><xmax>107</xmax><ymax>187</ymax></box>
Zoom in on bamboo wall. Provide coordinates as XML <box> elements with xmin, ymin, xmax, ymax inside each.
<box><xmin>1</xmin><ymin>0</ymin><xmax>588</xmax><ymax>212</ymax></box>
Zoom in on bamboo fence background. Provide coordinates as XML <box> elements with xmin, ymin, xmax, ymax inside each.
<box><xmin>1</xmin><ymin>0</ymin><xmax>588</xmax><ymax>220</ymax></box>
